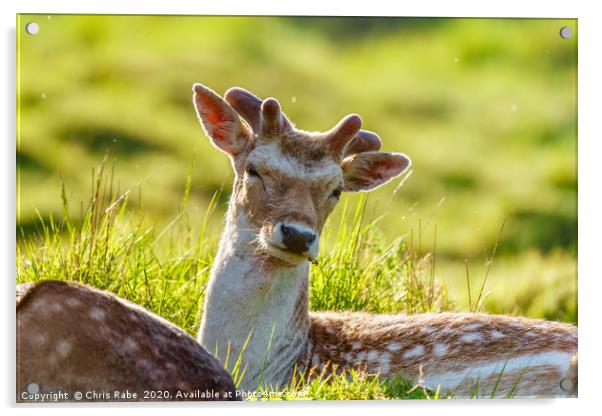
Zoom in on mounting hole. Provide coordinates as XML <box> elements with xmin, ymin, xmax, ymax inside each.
<box><xmin>25</xmin><ymin>22</ymin><xmax>40</xmax><ymax>35</ymax></box>
<box><xmin>559</xmin><ymin>377</ymin><xmax>574</xmax><ymax>392</ymax></box>
<box><xmin>27</xmin><ymin>382</ymin><xmax>40</xmax><ymax>394</ymax></box>
<box><xmin>559</xmin><ymin>26</ymin><xmax>572</xmax><ymax>40</ymax></box>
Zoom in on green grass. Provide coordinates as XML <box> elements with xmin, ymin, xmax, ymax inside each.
<box><xmin>16</xmin><ymin>17</ymin><xmax>577</xmax><ymax>325</ymax></box>
<box><xmin>16</xmin><ymin>156</ymin><xmax>575</xmax><ymax>399</ymax></box>
<box><xmin>17</xmin><ymin>16</ymin><xmax>577</xmax><ymax>259</ymax></box>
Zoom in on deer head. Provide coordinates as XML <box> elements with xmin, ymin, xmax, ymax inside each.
<box><xmin>192</xmin><ymin>84</ymin><xmax>411</xmax><ymax>266</ymax></box>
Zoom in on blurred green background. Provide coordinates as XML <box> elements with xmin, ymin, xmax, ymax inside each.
<box><xmin>17</xmin><ymin>15</ymin><xmax>577</xmax><ymax>321</ymax></box>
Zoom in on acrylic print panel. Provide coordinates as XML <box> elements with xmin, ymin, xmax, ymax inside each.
<box><xmin>16</xmin><ymin>15</ymin><xmax>577</xmax><ymax>402</ymax></box>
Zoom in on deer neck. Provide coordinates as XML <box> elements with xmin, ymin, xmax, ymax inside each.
<box><xmin>198</xmin><ymin>199</ymin><xmax>311</xmax><ymax>391</ymax></box>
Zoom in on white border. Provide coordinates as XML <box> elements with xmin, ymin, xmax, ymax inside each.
<box><xmin>0</xmin><ymin>0</ymin><xmax>585</xmax><ymax>17</ymax></box>
<box><xmin>2</xmin><ymin>1</ymin><xmax>600</xmax><ymax>415</ymax></box>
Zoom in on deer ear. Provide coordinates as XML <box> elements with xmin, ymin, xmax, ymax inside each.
<box><xmin>342</xmin><ymin>152</ymin><xmax>411</xmax><ymax>192</ymax></box>
<box><xmin>192</xmin><ymin>83</ymin><xmax>251</xmax><ymax>157</ymax></box>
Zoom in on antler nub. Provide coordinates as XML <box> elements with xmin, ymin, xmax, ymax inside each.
<box><xmin>224</xmin><ymin>87</ymin><xmax>263</xmax><ymax>132</ymax></box>
<box><xmin>224</xmin><ymin>87</ymin><xmax>380</xmax><ymax>156</ymax></box>
<box><xmin>326</xmin><ymin>114</ymin><xmax>363</xmax><ymax>156</ymax></box>
<box><xmin>225</xmin><ymin>87</ymin><xmax>291</xmax><ymax>137</ymax></box>
<box><xmin>261</xmin><ymin>98</ymin><xmax>286</xmax><ymax>136</ymax></box>
<box><xmin>344</xmin><ymin>130</ymin><xmax>382</xmax><ymax>156</ymax></box>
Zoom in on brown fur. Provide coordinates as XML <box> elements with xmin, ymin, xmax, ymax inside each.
<box><xmin>17</xmin><ymin>281</ymin><xmax>238</xmax><ymax>402</ymax></box>
<box><xmin>278</xmin><ymin>132</ymin><xmax>332</xmax><ymax>164</ymax></box>
<box><xmin>232</xmin><ymin>135</ymin><xmax>341</xmax><ymax>235</ymax></box>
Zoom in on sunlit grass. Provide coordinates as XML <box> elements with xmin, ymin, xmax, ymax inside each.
<box><xmin>16</xmin><ymin>156</ymin><xmax>576</xmax><ymax>399</ymax></box>
<box><xmin>17</xmin><ymin>16</ymin><xmax>577</xmax><ymax>260</ymax></box>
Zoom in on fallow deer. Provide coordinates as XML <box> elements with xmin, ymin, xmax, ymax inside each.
<box><xmin>193</xmin><ymin>83</ymin><xmax>578</xmax><ymax>397</ymax></box>
<box><xmin>17</xmin><ymin>280</ymin><xmax>238</xmax><ymax>402</ymax></box>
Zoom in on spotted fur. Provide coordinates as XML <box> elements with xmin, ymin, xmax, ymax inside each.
<box><xmin>303</xmin><ymin>312</ymin><xmax>577</xmax><ymax>397</ymax></box>
<box><xmin>17</xmin><ymin>281</ymin><xmax>238</xmax><ymax>402</ymax></box>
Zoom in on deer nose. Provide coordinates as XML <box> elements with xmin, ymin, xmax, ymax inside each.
<box><xmin>280</xmin><ymin>223</ymin><xmax>316</xmax><ymax>254</ymax></box>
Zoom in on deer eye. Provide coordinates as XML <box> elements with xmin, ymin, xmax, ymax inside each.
<box><xmin>330</xmin><ymin>187</ymin><xmax>343</xmax><ymax>200</ymax></box>
<box><xmin>246</xmin><ymin>165</ymin><xmax>261</xmax><ymax>179</ymax></box>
